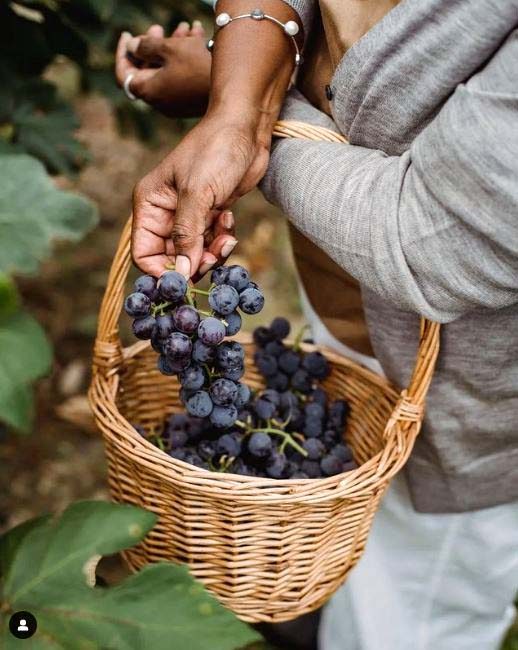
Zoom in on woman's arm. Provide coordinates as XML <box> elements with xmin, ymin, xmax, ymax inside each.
<box><xmin>261</xmin><ymin>31</ymin><xmax>518</xmax><ymax>322</ymax></box>
<box><xmin>131</xmin><ymin>0</ymin><xmax>312</xmax><ymax>279</ymax></box>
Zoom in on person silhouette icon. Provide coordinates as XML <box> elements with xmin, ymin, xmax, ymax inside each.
<box><xmin>17</xmin><ymin>619</ymin><xmax>29</xmax><ymax>632</ymax></box>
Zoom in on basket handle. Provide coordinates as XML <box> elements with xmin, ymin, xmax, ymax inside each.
<box><xmin>93</xmin><ymin>122</ymin><xmax>440</xmax><ymax>418</ymax></box>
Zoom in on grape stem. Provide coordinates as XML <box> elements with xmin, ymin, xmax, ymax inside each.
<box><xmin>293</xmin><ymin>324</ymin><xmax>311</xmax><ymax>352</ymax></box>
<box><xmin>235</xmin><ymin>420</ymin><xmax>308</xmax><ymax>457</ymax></box>
<box><xmin>191</xmin><ymin>288</ymin><xmax>210</xmax><ymax>296</ymax></box>
<box><xmin>151</xmin><ymin>301</ymin><xmax>173</xmax><ymax>316</ymax></box>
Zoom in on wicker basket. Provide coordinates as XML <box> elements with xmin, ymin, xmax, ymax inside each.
<box><xmin>89</xmin><ymin>121</ymin><xmax>440</xmax><ymax>624</ymax></box>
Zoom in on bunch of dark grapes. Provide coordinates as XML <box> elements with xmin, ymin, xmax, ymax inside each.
<box><xmin>124</xmin><ymin>264</ymin><xmax>264</xmax><ymax>433</ymax></box>
<box><xmin>127</xmin><ymin>269</ymin><xmax>357</xmax><ymax>479</ymax></box>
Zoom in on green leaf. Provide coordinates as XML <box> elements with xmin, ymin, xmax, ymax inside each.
<box><xmin>0</xmin><ymin>310</ymin><xmax>52</xmax><ymax>432</ymax></box>
<box><xmin>0</xmin><ymin>154</ymin><xmax>98</xmax><ymax>275</ymax></box>
<box><xmin>0</xmin><ymin>501</ymin><xmax>260</xmax><ymax>650</ymax></box>
<box><xmin>0</xmin><ymin>273</ymin><xmax>19</xmax><ymax>318</ymax></box>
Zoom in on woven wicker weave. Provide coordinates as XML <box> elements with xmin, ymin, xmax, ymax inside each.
<box><xmin>89</xmin><ymin>121</ymin><xmax>440</xmax><ymax>623</ymax></box>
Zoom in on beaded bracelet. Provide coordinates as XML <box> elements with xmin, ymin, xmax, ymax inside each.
<box><xmin>207</xmin><ymin>8</ymin><xmax>302</xmax><ymax>66</ymax></box>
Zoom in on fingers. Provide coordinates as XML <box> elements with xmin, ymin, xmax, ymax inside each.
<box><xmin>172</xmin><ymin>21</ymin><xmax>190</xmax><ymax>37</ymax></box>
<box><xmin>126</xmin><ymin>68</ymin><xmax>159</xmax><ymax>100</ymax></box>
<box><xmin>172</xmin><ymin>189</ymin><xmax>210</xmax><ymax>278</ymax></box>
<box><xmin>147</xmin><ymin>24</ymin><xmax>164</xmax><ymax>39</ymax></box>
<box><xmin>115</xmin><ymin>31</ymin><xmax>137</xmax><ymax>85</ymax></box>
<box><xmin>127</xmin><ymin>35</ymin><xmax>166</xmax><ymax>66</ymax></box>
<box><xmin>190</xmin><ymin>20</ymin><xmax>206</xmax><ymax>37</ymax></box>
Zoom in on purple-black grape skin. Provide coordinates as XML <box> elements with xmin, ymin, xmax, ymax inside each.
<box><xmin>134</xmin><ymin>275</ymin><xmax>158</xmax><ymax>301</ymax></box>
<box><xmin>266</xmin><ymin>451</ymin><xmax>287</xmax><ymax>479</ymax></box>
<box><xmin>239</xmin><ymin>287</ymin><xmax>265</xmax><ymax>314</ymax></box>
<box><xmin>327</xmin><ymin>400</ymin><xmax>350</xmax><ymax>430</ymax></box>
<box><xmin>217</xmin><ymin>341</ymin><xmax>244</xmax><ymax>369</ymax></box>
<box><xmin>179</xmin><ymin>365</ymin><xmax>206</xmax><ymax>391</ymax></box>
<box><xmin>220</xmin><ymin>364</ymin><xmax>245</xmax><ymax>381</ymax></box>
<box><xmin>265</xmin><ymin>340</ymin><xmax>285</xmax><ymax>357</ymax></box>
<box><xmin>291</xmin><ymin>369</ymin><xmax>313</xmax><ymax>393</ymax></box>
<box><xmin>185</xmin><ymin>391</ymin><xmax>213</xmax><ymax>418</ymax></box>
<box><xmin>248</xmin><ymin>431</ymin><xmax>272</xmax><ymax>459</ymax></box>
<box><xmin>208</xmin><ymin>284</ymin><xmax>240</xmax><ymax>315</ymax></box>
<box><xmin>266</xmin><ymin>373</ymin><xmax>289</xmax><ymax>392</ymax></box>
<box><xmin>270</xmin><ymin>317</ymin><xmax>290</xmax><ymax>341</ymax></box>
<box><xmin>280</xmin><ymin>390</ymin><xmax>298</xmax><ymax>412</ymax></box>
<box><xmin>210</xmin><ymin>378</ymin><xmax>238</xmax><ymax>406</ymax></box>
<box><xmin>234</xmin><ymin>382</ymin><xmax>251</xmax><ymax>409</ymax></box>
<box><xmin>254</xmin><ymin>352</ymin><xmax>278</xmax><ymax>377</ymax></box>
<box><xmin>261</xmin><ymin>389</ymin><xmax>281</xmax><ymax>407</ymax></box>
<box><xmin>216</xmin><ymin>432</ymin><xmax>242</xmax><ymax>457</ymax></box>
<box><xmin>155</xmin><ymin>314</ymin><xmax>176</xmax><ymax>339</ymax></box>
<box><xmin>158</xmin><ymin>271</ymin><xmax>187</xmax><ymax>302</ymax></box>
<box><xmin>303</xmin><ymin>416</ymin><xmax>323</xmax><ymax>438</ymax></box>
<box><xmin>157</xmin><ymin>355</ymin><xmax>177</xmax><ymax>376</ymax></box>
<box><xmin>192</xmin><ymin>339</ymin><xmax>216</xmax><ymax>364</ymax></box>
<box><xmin>163</xmin><ymin>332</ymin><xmax>192</xmax><ymax>360</ymax></box>
<box><xmin>151</xmin><ymin>333</ymin><xmax>164</xmax><ymax>353</ymax></box>
<box><xmin>198</xmin><ymin>317</ymin><xmax>226</xmax><ymax>346</ymax></box>
<box><xmin>305</xmin><ymin>402</ymin><xmax>325</xmax><ymax>421</ymax></box>
<box><xmin>303</xmin><ymin>438</ymin><xmax>326</xmax><ymax>460</ymax></box>
<box><xmin>230</xmin><ymin>458</ymin><xmax>256</xmax><ymax>476</ymax></box>
<box><xmin>173</xmin><ymin>305</ymin><xmax>200</xmax><ymax>334</ymax></box>
<box><xmin>301</xmin><ymin>459</ymin><xmax>322</xmax><ymax>478</ymax></box>
<box><xmin>132</xmin><ymin>315</ymin><xmax>157</xmax><ymax>340</ymax></box>
<box><xmin>278</xmin><ymin>350</ymin><xmax>300</xmax><ymax>375</ymax></box>
<box><xmin>291</xmin><ymin>470</ymin><xmax>310</xmax><ymax>479</ymax></box>
<box><xmin>226</xmin><ymin>265</ymin><xmax>250</xmax><ymax>292</ymax></box>
<box><xmin>210</xmin><ymin>266</ymin><xmax>230</xmax><ymax>286</ymax></box>
<box><xmin>220</xmin><ymin>311</ymin><xmax>242</xmax><ymax>336</ymax></box>
<box><xmin>253</xmin><ymin>326</ymin><xmax>274</xmax><ymax>348</ymax></box>
<box><xmin>330</xmin><ymin>443</ymin><xmax>353</xmax><ymax>463</ymax></box>
<box><xmin>210</xmin><ymin>404</ymin><xmax>238</xmax><ymax>428</ymax></box>
<box><xmin>321</xmin><ymin>454</ymin><xmax>343</xmax><ymax>476</ymax></box>
<box><xmin>198</xmin><ymin>439</ymin><xmax>217</xmax><ymax>461</ymax></box>
<box><xmin>342</xmin><ymin>460</ymin><xmax>358</xmax><ymax>472</ymax></box>
<box><xmin>302</xmin><ymin>351</ymin><xmax>330</xmax><ymax>379</ymax></box>
<box><xmin>124</xmin><ymin>292</ymin><xmax>151</xmax><ymax>318</ymax></box>
<box><xmin>254</xmin><ymin>397</ymin><xmax>277</xmax><ymax>421</ymax></box>
<box><xmin>323</xmin><ymin>429</ymin><xmax>340</xmax><ymax>449</ymax></box>
<box><xmin>169</xmin><ymin>448</ymin><xmax>190</xmax><ymax>462</ymax></box>
<box><xmin>310</xmin><ymin>387</ymin><xmax>328</xmax><ymax>408</ymax></box>
<box><xmin>169</xmin><ymin>429</ymin><xmax>189</xmax><ymax>450</ymax></box>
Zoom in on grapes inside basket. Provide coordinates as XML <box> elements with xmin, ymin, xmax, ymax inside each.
<box><xmin>124</xmin><ymin>264</ymin><xmax>357</xmax><ymax>480</ymax></box>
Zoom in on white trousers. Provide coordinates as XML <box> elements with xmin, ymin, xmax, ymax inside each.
<box><xmin>299</xmin><ymin>286</ymin><xmax>518</xmax><ymax>650</ymax></box>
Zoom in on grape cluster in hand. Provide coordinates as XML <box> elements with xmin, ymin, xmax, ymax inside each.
<box><xmin>124</xmin><ymin>264</ymin><xmax>264</xmax><ymax>432</ymax></box>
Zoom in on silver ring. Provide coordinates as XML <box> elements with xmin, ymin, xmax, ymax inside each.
<box><xmin>123</xmin><ymin>73</ymin><xmax>137</xmax><ymax>100</ymax></box>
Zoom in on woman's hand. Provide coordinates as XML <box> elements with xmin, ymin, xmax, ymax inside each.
<box><xmin>132</xmin><ymin>106</ymin><xmax>271</xmax><ymax>279</ymax></box>
<box><xmin>115</xmin><ymin>23</ymin><xmax>211</xmax><ymax>118</ymax></box>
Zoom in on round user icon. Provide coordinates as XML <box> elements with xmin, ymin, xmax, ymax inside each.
<box><xmin>9</xmin><ymin>611</ymin><xmax>37</xmax><ymax>639</ymax></box>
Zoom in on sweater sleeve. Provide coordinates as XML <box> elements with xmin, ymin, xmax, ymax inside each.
<box><xmin>261</xmin><ymin>30</ymin><xmax>518</xmax><ymax>323</ymax></box>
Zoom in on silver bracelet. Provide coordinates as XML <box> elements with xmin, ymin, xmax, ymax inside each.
<box><xmin>207</xmin><ymin>8</ymin><xmax>302</xmax><ymax>66</ymax></box>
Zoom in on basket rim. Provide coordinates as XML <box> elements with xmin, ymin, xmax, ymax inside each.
<box><xmin>90</xmin><ymin>336</ymin><xmax>413</xmax><ymax>505</ymax></box>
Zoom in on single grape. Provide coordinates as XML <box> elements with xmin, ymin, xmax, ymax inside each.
<box><xmin>310</xmin><ymin>387</ymin><xmax>328</xmax><ymax>408</ymax></box>
<box><xmin>210</xmin><ymin>266</ymin><xmax>230</xmax><ymax>286</ymax></box>
<box><xmin>198</xmin><ymin>317</ymin><xmax>226</xmax><ymax>346</ymax></box>
<box><xmin>132</xmin><ymin>315</ymin><xmax>157</xmax><ymax>340</ymax></box>
<box><xmin>261</xmin><ymin>389</ymin><xmax>281</xmax><ymax>407</ymax></box>
<box><xmin>184</xmin><ymin>452</ymin><xmax>207</xmax><ymax>469</ymax></box>
<box><xmin>169</xmin><ymin>429</ymin><xmax>188</xmax><ymax>450</ymax></box>
<box><xmin>303</xmin><ymin>416</ymin><xmax>323</xmax><ymax>438</ymax></box>
<box><xmin>151</xmin><ymin>333</ymin><xmax>164</xmax><ymax>353</ymax></box>
<box><xmin>254</xmin><ymin>352</ymin><xmax>278</xmax><ymax>377</ymax></box>
<box><xmin>342</xmin><ymin>460</ymin><xmax>358</xmax><ymax>472</ymax></box>
<box><xmin>230</xmin><ymin>458</ymin><xmax>256</xmax><ymax>476</ymax></box>
<box><xmin>198</xmin><ymin>439</ymin><xmax>217</xmax><ymax>461</ymax></box>
<box><xmin>330</xmin><ymin>443</ymin><xmax>353</xmax><ymax>463</ymax></box>
<box><xmin>266</xmin><ymin>373</ymin><xmax>289</xmax><ymax>392</ymax></box>
<box><xmin>305</xmin><ymin>402</ymin><xmax>325</xmax><ymax>421</ymax></box>
<box><xmin>216</xmin><ymin>341</ymin><xmax>244</xmax><ymax>369</ymax></box>
<box><xmin>301</xmin><ymin>459</ymin><xmax>322</xmax><ymax>478</ymax></box>
<box><xmin>327</xmin><ymin>400</ymin><xmax>350</xmax><ymax>431</ymax></box>
<box><xmin>278</xmin><ymin>349</ymin><xmax>301</xmax><ymax>375</ymax></box>
<box><xmin>280</xmin><ymin>390</ymin><xmax>298</xmax><ymax>412</ymax></box>
<box><xmin>134</xmin><ymin>275</ymin><xmax>158</xmax><ymax>301</ymax></box>
<box><xmin>248</xmin><ymin>431</ymin><xmax>272</xmax><ymax>459</ymax></box>
<box><xmin>220</xmin><ymin>364</ymin><xmax>245</xmax><ymax>382</ymax></box>
<box><xmin>179</xmin><ymin>365</ymin><xmax>206</xmax><ymax>391</ymax></box>
<box><xmin>226</xmin><ymin>265</ymin><xmax>250</xmax><ymax>292</ymax></box>
<box><xmin>163</xmin><ymin>332</ymin><xmax>192</xmax><ymax>360</ymax></box>
<box><xmin>219</xmin><ymin>310</ymin><xmax>242</xmax><ymax>336</ymax></box>
<box><xmin>166</xmin><ymin>413</ymin><xmax>190</xmax><ymax>431</ymax></box>
<box><xmin>270</xmin><ymin>317</ymin><xmax>290</xmax><ymax>341</ymax></box>
<box><xmin>291</xmin><ymin>470</ymin><xmax>310</xmax><ymax>479</ymax></box>
<box><xmin>155</xmin><ymin>314</ymin><xmax>176</xmax><ymax>339</ymax></box>
<box><xmin>246</xmin><ymin>281</ymin><xmax>258</xmax><ymax>289</ymax></box>
<box><xmin>210</xmin><ymin>378</ymin><xmax>238</xmax><ymax>406</ymax></box>
<box><xmin>302</xmin><ymin>351</ymin><xmax>330</xmax><ymax>379</ymax></box>
<box><xmin>124</xmin><ymin>292</ymin><xmax>151</xmax><ymax>318</ymax></box>
<box><xmin>303</xmin><ymin>438</ymin><xmax>325</xmax><ymax>460</ymax></box>
<box><xmin>192</xmin><ymin>339</ymin><xmax>216</xmax><ymax>364</ymax></box>
<box><xmin>173</xmin><ymin>305</ymin><xmax>200</xmax><ymax>334</ymax></box>
<box><xmin>169</xmin><ymin>448</ymin><xmax>190</xmax><ymax>462</ymax></box>
<box><xmin>233</xmin><ymin>382</ymin><xmax>251</xmax><ymax>409</ymax></box>
<box><xmin>239</xmin><ymin>287</ymin><xmax>265</xmax><ymax>314</ymax></box>
<box><xmin>210</xmin><ymin>404</ymin><xmax>238</xmax><ymax>428</ymax></box>
<box><xmin>253</xmin><ymin>326</ymin><xmax>274</xmax><ymax>348</ymax></box>
<box><xmin>216</xmin><ymin>432</ymin><xmax>242</xmax><ymax>457</ymax></box>
<box><xmin>285</xmin><ymin>407</ymin><xmax>304</xmax><ymax>432</ymax></box>
<box><xmin>320</xmin><ymin>454</ymin><xmax>343</xmax><ymax>476</ymax></box>
<box><xmin>157</xmin><ymin>355</ymin><xmax>177</xmax><ymax>376</ymax></box>
<box><xmin>158</xmin><ymin>271</ymin><xmax>187</xmax><ymax>302</ymax></box>
<box><xmin>323</xmin><ymin>429</ymin><xmax>340</xmax><ymax>448</ymax></box>
<box><xmin>291</xmin><ymin>369</ymin><xmax>312</xmax><ymax>393</ymax></box>
<box><xmin>185</xmin><ymin>391</ymin><xmax>213</xmax><ymax>418</ymax></box>
<box><xmin>254</xmin><ymin>397</ymin><xmax>277</xmax><ymax>421</ymax></box>
<box><xmin>265</xmin><ymin>340</ymin><xmax>286</xmax><ymax>357</ymax></box>
<box><xmin>266</xmin><ymin>451</ymin><xmax>287</xmax><ymax>479</ymax></box>
<box><xmin>208</xmin><ymin>284</ymin><xmax>240</xmax><ymax>315</ymax></box>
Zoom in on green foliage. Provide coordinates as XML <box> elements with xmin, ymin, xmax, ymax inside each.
<box><xmin>0</xmin><ymin>501</ymin><xmax>260</xmax><ymax>650</ymax></box>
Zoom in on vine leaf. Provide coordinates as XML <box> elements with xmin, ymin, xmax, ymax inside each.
<box><xmin>0</xmin><ymin>154</ymin><xmax>98</xmax><ymax>276</ymax></box>
<box><xmin>0</xmin><ymin>501</ymin><xmax>260</xmax><ymax>650</ymax></box>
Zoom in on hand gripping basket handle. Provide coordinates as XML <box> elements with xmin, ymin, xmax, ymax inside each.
<box><xmin>93</xmin><ymin>121</ymin><xmax>440</xmax><ymax>459</ymax></box>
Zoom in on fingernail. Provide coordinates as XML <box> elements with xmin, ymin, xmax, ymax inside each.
<box><xmin>127</xmin><ymin>36</ymin><xmax>141</xmax><ymax>53</ymax></box>
<box><xmin>221</xmin><ymin>239</ymin><xmax>238</xmax><ymax>258</ymax></box>
<box><xmin>198</xmin><ymin>260</ymin><xmax>215</xmax><ymax>276</ymax></box>
<box><xmin>178</xmin><ymin>21</ymin><xmax>190</xmax><ymax>29</ymax></box>
<box><xmin>192</xmin><ymin>20</ymin><xmax>203</xmax><ymax>28</ymax></box>
<box><xmin>223</xmin><ymin>211</ymin><xmax>233</xmax><ymax>230</ymax></box>
<box><xmin>175</xmin><ymin>255</ymin><xmax>191</xmax><ymax>278</ymax></box>
<box><xmin>122</xmin><ymin>31</ymin><xmax>132</xmax><ymax>38</ymax></box>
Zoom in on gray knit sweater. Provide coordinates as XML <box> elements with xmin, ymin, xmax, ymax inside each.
<box><xmin>261</xmin><ymin>0</ymin><xmax>518</xmax><ymax>512</ymax></box>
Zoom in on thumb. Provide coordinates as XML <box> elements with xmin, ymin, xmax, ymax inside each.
<box><xmin>172</xmin><ymin>191</ymin><xmax>208</xmax><ymax>278</ymax></box>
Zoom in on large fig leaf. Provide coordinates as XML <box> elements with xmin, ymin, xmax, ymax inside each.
<box><xmin>0</xmin><ymin>310</ymin><xmax>52</xmax><ymax>432</ymax></box>
<box><xmin>0</xmin><ymin>501</ymin><xmax>260</xmax><ymax>650</ymax></box>
<box><xmin>0</xmin><ymin>154</ymin><xmax>98</xmax><ymax>275</ymax></box>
